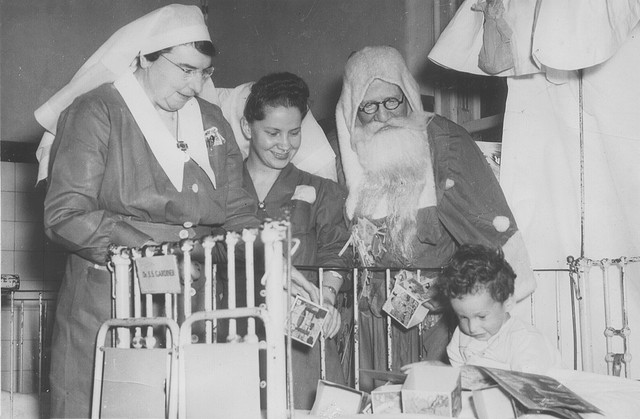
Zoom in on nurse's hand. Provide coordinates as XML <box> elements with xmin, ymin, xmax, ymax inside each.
<box><xmin>321</xmin><ymin>302</ymin><xmax>341</xmax><ymax>339</ymax></box>
<box><xmin>289</xmin><ymin>266</ymin><xmax>320</xmax><ymax>304</ymax></box>
<box><xmin>178</xmin><ymin>260</ymin><xmax>202</xmax><ymax>281</ymax></box>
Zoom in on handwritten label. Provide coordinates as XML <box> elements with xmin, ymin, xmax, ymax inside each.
<box><xmin>134</xmin><ymin>255</ymin><xmax>182</xmax><ymax>294</ymax></box>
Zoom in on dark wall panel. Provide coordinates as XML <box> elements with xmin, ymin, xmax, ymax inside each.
<box><xmin>1</xmin><ymin>0</ymin><xmax>419</xmax><ymax>144</ymax></box>
<box><xmin>0</xmin><ymin>0</ymin><xmax>197</xmax><ymax>143</ymax></box>
<box><xmin>209</xmin><ymin>0</ymin><xmax>407</xmax><ymax>121</ymax></box>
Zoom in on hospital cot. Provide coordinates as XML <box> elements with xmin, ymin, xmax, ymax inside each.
<box><xmin>2</xmin><ymin>223</ymin><xmax>639</xmax><ymax>417</ymax></box>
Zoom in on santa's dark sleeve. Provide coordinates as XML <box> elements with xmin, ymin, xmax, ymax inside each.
<box><xmin>430</xmin><ymin>115</ymin><xmax>536</xmax><ymax>300</ymax></box>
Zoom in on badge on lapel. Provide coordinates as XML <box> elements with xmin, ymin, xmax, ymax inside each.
<box><xmin>205</xmin><ymin>126</ymin><xmax>226</xmax><ymax>150</ymax></box>
<box><xmin>292</xmin><ymin>185</ymin><xmax>316</xmax><ymax>204</ymax></box>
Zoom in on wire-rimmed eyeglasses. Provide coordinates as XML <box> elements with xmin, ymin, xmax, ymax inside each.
<box><xmin>357</xmin><ymin>95</ymin><xmax>405</xmax><ymax>115</ymax></box>
<box><xmin>160</xmin><ymin>54</ymin><xmax>215</xmax><ymax>80</ymax></box>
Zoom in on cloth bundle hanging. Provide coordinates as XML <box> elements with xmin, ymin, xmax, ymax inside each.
<box><xmin>471</xmin><ymin>0</ymin><xmax>514</xmax><ymax>74</ymax></box>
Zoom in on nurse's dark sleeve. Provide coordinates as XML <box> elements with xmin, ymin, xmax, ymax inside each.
<box><xmin>314</xmin><ymin>179</ymin><xmax>351</xmax><ymax>270</ymax></box>
<box><xmin>44</xmin><ymin>95</ymin><xmax>152</xmax><ymax>265</ymax></box>
<box><xmin>213</xmin><ymin>111</ymin><xmax>259</xmax><ymax>231</ymax></box>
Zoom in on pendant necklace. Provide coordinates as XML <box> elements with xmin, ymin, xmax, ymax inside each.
<box><xmin>175</xmin><ymin>112</ymin><xmax>189</xmax><ymax>152</ymax></box>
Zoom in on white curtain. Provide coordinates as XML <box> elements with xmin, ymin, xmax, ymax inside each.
<box><xmin>429</xmin><ymin>0</ymin><xmax>640</xmax><ymax>378</ymax></box>
<box><xmin>429</xmin><ymin>0</ymin><xmax>640</xmax><ymax>268</ymax></box>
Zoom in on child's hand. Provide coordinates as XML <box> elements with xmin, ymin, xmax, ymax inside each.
<box><xmin>400</xmin><ymin>360</ymin><xmax>447</xmax><ymax>374</ymax></box>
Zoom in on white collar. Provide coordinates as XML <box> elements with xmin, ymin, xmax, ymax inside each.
<box><xmin>114</xmin><ymin>71</ymin><xmax>216</xmax><ymax>192</ymax></box>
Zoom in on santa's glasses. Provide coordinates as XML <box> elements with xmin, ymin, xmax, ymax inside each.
<box><xmin>357</xmin><ymin>94</ymin><xmax>405</xmax><ymax>114</ymax></box>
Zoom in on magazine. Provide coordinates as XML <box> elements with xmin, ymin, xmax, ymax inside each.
<box><xmin>475</xmin><ymin>366</ymin><xmax>602</xmax><ymax>419</ymax></box>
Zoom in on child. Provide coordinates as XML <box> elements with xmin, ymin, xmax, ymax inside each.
<box><xmin>438</xmin><ymin>244</ymin><xmax>562</xmax><ymax>374</ymax></box>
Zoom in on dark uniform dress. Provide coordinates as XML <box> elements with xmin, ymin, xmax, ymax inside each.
<box><xmin>44</xmin><ymin>84</ymin><xmax>257</xmax><ymax>418</ymax></box>
<box><xmin>357</xmin><ymin>115</ymin><xmax>524</xmax><ymax>390</ymax></box>
<box><xmin>243</xmin><ymin>162</ymin><xmax>350</xmax><ymax>409</ymax></box>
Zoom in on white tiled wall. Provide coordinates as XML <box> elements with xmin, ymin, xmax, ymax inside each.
<box><xmin>2</xmin><ymin>161</ymin><xmax>63</xmax><ymax>394</ymax></box>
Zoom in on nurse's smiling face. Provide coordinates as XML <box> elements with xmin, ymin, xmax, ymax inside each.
<box><xmin>243</xmin><ymin>105</ymin><xmax>303</xmax><ymax>171</ymax></box>
<box><xmin>139</xmin><ymin>44</ymin><xmax>213</xmax><ymax>112</ymax></box>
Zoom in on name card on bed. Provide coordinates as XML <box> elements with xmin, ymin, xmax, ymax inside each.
<box><xmin>134</xmin><ymin>255</ymin><xmax>182</xmax><ymax>294</ymax></box>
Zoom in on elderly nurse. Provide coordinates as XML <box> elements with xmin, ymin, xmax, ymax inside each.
<box><xmin>36</xmin><ymin>5</ymin><xmax>260</xmax><ymax>417</ymax></box>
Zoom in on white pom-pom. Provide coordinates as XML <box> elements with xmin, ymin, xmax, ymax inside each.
<box><xmin>492</xmin><ymin>215</ymin><xmax>510</xmax><ymax>232</ymax></box>
<box><xmin>444</xmin><ymin>178</ymin><xmax>455</xmax><ymax>190</ymax></box>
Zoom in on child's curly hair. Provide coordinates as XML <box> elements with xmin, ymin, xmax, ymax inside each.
<box><xmin>438</xmin><ymin>244</ymin><xmax>515</xmax><ymax>303</ymax></box>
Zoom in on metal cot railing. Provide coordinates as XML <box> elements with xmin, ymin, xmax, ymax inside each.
<box><xmin>567</xmin><ymin>256</ymin><xmax>640</xmax><ymax>378</ymax></box>
<box><xmin>100</xmin><ymin>221</ymin><xmax>290</xmax><ymax>418</ymax></box>
<box><xmin>5</xmin><ymin>249</ymin><xmax>638</xmax><ymax>417</ymax></box>
<box><xmin>297</xmin><ymin>260</ymin><xmax>640</xmax><ymax>385</ymax></box>
<box><xmin>1</xmin><ymin>283</ymin><xmax>56</xmax><ymax>419</ymax></box>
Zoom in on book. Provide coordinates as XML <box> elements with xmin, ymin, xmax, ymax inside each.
<box><xmin>474</xmin><ymin>366</ymin><xmax>602</xmax><ymax>419</ymax></box>
<box><xmin>382</xmin><ymin>270</ymin><xmax>436</xmax><ymax>329</ymax></box>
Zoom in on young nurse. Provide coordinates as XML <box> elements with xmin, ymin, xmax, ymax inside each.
<box><xmin>240</xmin><ymin>72</ymin><xmax>350</xmax><ymax>409</ymax></box>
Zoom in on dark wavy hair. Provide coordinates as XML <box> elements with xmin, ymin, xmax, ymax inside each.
<box><xmin>143</xmin><ymin>40</ymin><xmax>216</xmax><ymax>62</ymax></box>
<box><xmin>243</xmin><ymin>72</ymin><xmax>310</xmax><ymax>123</ymax></box>
<box><xmin>438</xmin><ymin>244</ymin><xmax>515</xmax><ymax>303</ymax></box>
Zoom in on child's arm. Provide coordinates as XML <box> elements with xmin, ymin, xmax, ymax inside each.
<box><xmin>400</xmin><ymin>328</ymin><xmax>463</xmax><ymax>373</ymax></box>
<box><xmin>445</xmin><ymin>327</ymin><xmax>465</xmax><ymax>367</ymax></box>
<box><xmin>400</xmin><ymin>360</ymin><xmax>447</xmax><ymax>375</ymax></box>
<box><xmin>508</xmin><ymin>326</ymin><xmax>563</xmax><ymax>374</ymax></box>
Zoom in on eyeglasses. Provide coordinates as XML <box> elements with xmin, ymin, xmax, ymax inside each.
<box><xmin>160</xmin><ymin>54</ymin><xmax>215</xmax><ymax>80</ymax></box>
<box><xmin>357</xmin><ymin>95</ymin><xmax>405</xmax><ymax>115</ymax></box>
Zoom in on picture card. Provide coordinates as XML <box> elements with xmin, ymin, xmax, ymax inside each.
<box><xmin>395</xmin><ymin>269</ymin><xmax>436</xmax><ymax>302</ymax></box>
<box><xmin>286</xmin><ymin>295</ymin><xmax>328</xmax><ymax>347</ymax></box>
<box><xmin>382</xmin><ymin>270</ymin><xmax>436</xmax><ymax>329</ymax></box>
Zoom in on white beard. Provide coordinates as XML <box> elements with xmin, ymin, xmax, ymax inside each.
<box><xmin>352</xmin><ymin>113</ymin><xmax>432</xmax><ymax>262</ymax></box>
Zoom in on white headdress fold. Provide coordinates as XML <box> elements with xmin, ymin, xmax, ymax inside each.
<box><xmin>34</xmin><ymin>4</ymin><xmax>211</xmax><ymax>183</ymax></box>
